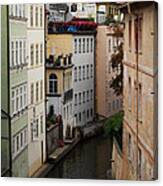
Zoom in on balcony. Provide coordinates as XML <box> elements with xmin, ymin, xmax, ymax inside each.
<box><xmin>46</xmin><ymin>54</ymin><xmax>73</xmax><ymax>69</ymax></box>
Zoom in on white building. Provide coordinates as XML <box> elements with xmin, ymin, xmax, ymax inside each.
<box><xmin>72</xmin><ymin>34</ymin><xmax>95</xmax><ymax>127</ymax></box>
<box><xmin>26</xmin><ymin>4</ymin><xmax>46</xmax><ymax>176</ymax></box>
<box><xmin>9</xmin><ymin>4</ymin><xmax>28</xmax><ymax>177</ymax></box>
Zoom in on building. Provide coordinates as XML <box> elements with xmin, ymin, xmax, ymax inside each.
<box><xmin>46</xmin><ymin>4</ymin><xmax>70</xmax><ymax>22</ymax></box>
<box><xmin>8</xmin><ymin>4</ymin><xmax>28</xmax><ymax>177</ymax></box>
<box><xmin>112</xmin><ymin>1</ymin><xmax>158</xmax><ymax>180</ymax></box>
<box><xmin>96</xmin><ymin>24</ymin><xmax>123</xmax><ymax>119</ymax></box>
<box><xmin>26</xmin><ymin>4</ymin><xmax>46</xmax><ymax>176</ymax></box>
<box><xmin>46</xmin><ymin>3</ymin><xmax>96</xmax><ymax>23</ymax></box>
<box><xmin>46</xmin><ymin>34</ymin><xmax>74</xmax><ymax>138</ymax></box>
<box><xmin>68</xmin><ymin>3</ymin><xmax>96</xmax><ymax>21</ymax></box>
<box><xmin>96</xmin><ymin>2</ymin><xmax>122</xmax><ymax>24</ymax></box>
<box><xmin>47</xmin><ymin>20</ymin><xmax>96</xmax><ymax>136</ymax></box>
<box><xmin>1</xmin><ymin>5</ymin><xmax>11</xmax><ymax>177</ymax></box>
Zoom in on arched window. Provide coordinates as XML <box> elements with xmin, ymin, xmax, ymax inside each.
<box><xmin>49</xmin><ymin>74</ymin><xmax>57</xmax><ymax>94</ymax></box>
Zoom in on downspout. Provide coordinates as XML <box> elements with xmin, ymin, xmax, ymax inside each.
<box><xmin>7</xmin><ymin>5</ymin><xmax>12</xmax><ymax>177</ymax></box>
<box><xmin>135</xmin><ymin>13</ymin><xmax>139</xmax><ymax>181</ymax></box>
<box><xmin>44</xmin><ymin>4</ymin><xmax>48</xmax><ymax>161</ymax></box>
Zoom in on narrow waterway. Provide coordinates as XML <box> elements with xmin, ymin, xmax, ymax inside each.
<box><xmin>45</xmin><ymin>135</ymin><xmax>113</xmax><ymax>179</ymax></box>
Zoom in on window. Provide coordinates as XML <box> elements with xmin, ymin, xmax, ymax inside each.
<box><xmin>87</xmin><ymin>38</ymin><xmax>89</xmax><ymax>52</ymax></box>
<box><xmin>90</xmin><ymin>108</ymin><xmax>93</xmax><ymax>117</ymax></box>
<box><xmin>91</xmin><ymin>38</ymin><xmax>93</xmax><ymax>52</ymax></box>
<box><xmin>11</xmin><ymin>41</ymin><xmax>14</xmax><ymax>67</ymax></box>
<box><xmin>15</xmin><ymin>41</ymin><xmax>18</xmax><ymax>65</ymax></box>
<box><xmin>19</xmin><ymin>4</ymin><xmax>22</xmax><ymax>17</ymax></box>
<box><xmin>83</xmin><ymin>66</ymin><xmax>85</xmax><ymax>80</ymax></box>
<box><xmin>20</xmin><ymin>87</ymin><xmax>23</xmax><ymax>109</ymax></box>
<box><xmin>74</xmin><ymin>39</ymin><xmax>77</xmax><ymax>53</ymax></box>
<box><xmin>75</xmin><ymin>94</ymin><xmax>77</xmax><ymax>106</ymax></box>
<box><xmin>128</xmin><ymin>133</ymin><xmax>131</xmax><ymax>159</ymax></box>
<box><xmin>23</xmin><ymin>41</ymin><xmax>26</xmax><ymax>64</ymax></box>
<box><xmin>129</xmin><ymin>19</ymin><xmax>132</xmax><ymax>50</ymax></box>
<box><xmin>16</xmin><ymin>89</ymin><xmax>19</xmax><ymax>111</ymax></box>
<box><xmin>30</xmin><ymin>6</ymin><xmax>33</xmax><ymax>27</ymax></box>
<box><xmin>79</xmin><ymin>112</ymin><xmax>81</xmax><ymax>122</ymax></box>
<box><xmin>10</xmin><ymin>5</ymin><xmax>14</xmax><ymax>16</ymax></box>
<box><xmin>40</xmin><ymin>80</ymin><xmax>43</xmax><ymax>100</ymax></box>
<box><xmin>128</xmin><ymin>77</ymin><xmax>131</xmax><ymax>108</ymax></box>
<box><xmin>87</xmin><ymin>90</ymin><xmax>89</xmax><ymax>102</ymax></box>
<box><xmin>79</xmin><ymin>39</ymin><xmax>81</xmax><ymax>53</ymax></box>
<box><xmin>15</xmin><ymin>5</ymin><xmax>18</xmax><ymax>17</ymax></box>
<box><xmin>40</xmin><ymin>7</ymin><xmax>43</xmax><ymax>27</ymax></box>
<box><xmin>40</xmin><ymin>115</ymin><xmax>43</xmax><ymax>133</ymax></box>
<box><xmin>36</xmin><ymin>82</ymin><xmax>39</xmax><ymax>102</ymax></box>
<box><xmin>90</xmin><ymin>64</ymin><xmax>93</xmax><ymax>78</ymax></box>
<box><xmin>83</xmin><ymin>92</ymin><xmax>85</xmax><ymax>103</ymax></box>
<box><xmin>87</xmin><ymin>65</ymin><xmax>89</xmax><ymax>79</ymax></box>
<box><xmin>11</xmin><ymin>90</ymin><xmax>15</xmax><ymax>114</ymax></box>
<box><xmin>87</xmin><ymin>110</ymin><xmax>89</xmax><ymax>119</ymax></box>
<box><xmin>90</xmin><ymin>89</ymin><xmax>93</xmax><ymax>100</ymax></box>
<box><xmin>79</xmin><ymin>66</ymin><xmax>81</xmax><ymax>81</ymax></box>
<box><xmin>138</xmin><ymin>16</ymin><xmax>143</xmax><ymax>52</ymax></box>
<box><xmin>20</xmin><ymin>41</ymin><xmax>22</xmax><ymax>64</ymax></box>
<box><xmin>40</xmin><ymin>43</ymin><xmax>43</xmax><ymax>64</ymax></box>
<box><xmin>30</xmin><ymin>83</ymin><xmax>34</xmax><ymax>104</ymax></box>
<box><xmin>16</xmin><ymin>135</ymin><xmax>19</xmax><ymax>152</ymax></box>
<box><xmin>30</xmin><ymin>44</ymin><xmax>34</xmax><ymax>66</ymax></box>
<box><xmin>24</xmin><ymin>85</ymin><xmax>27</xmax><ymax>108</ymax></box>
<box><xmin>79</xmin><ymin>93</ymin><xmax>81</xmax><ymax>105</ymax></box>
<box><xmin>49</xmin><ymin>74</ymin><xmax>58</xmax><ymax>94</ymax></box>
<box><xmin>83</xmin><ymin>38</ymin><xmax>85</xmax><ymax>53</ymax></box>
<box><xmin>108</xmin><ymin>39</ymin><xmax>111</xmax><ymax>52</ymax></box>
<box><xmin>35</xmin><ymin>7</ymin><xmax>38</xmax><ymax>26</ymax></box>
<box><xmin>24</xmin><ymin>129</ymin><xmax>27</xmax><ymax>144</ymax></box>
<box><xmin>74</xmin><ymin>67</ymin><xmax>77</xmax><ymax>82</ymax></box>
<box><xmin>23</xmin><ymin>5</ymin><xmax>25</xmax><ymax>18</ymax></box>
<box><xmin>20</xmin><ymin>132</ymin><xmax>23</xmax><ymax>147</ymax></box>
<box><xmin>34</xmin><ymin>119</ymin><xmax>39</xmax><ymax>138</ymax></box>
<box><xmin>36</xmin><ymin>44</ymin><xmax>39</xmax><ymax>65</ymax></box>
<box><xmin>134</xmin><ymin>16</ymin><xmax>143</xmax><ymax>52</ymax></box>
<box><xmin>31</xmin><ymin>123</ymin><xmax>34</xmax><ymax>141</ymax></box>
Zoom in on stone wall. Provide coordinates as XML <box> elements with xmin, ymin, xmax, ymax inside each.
<box><xmin>47</xmin><ymin>124</ymin><xmax>59</xmax><ymax>155</ymax></box>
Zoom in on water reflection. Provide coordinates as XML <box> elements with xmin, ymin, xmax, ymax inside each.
<box><xmin>46</xmin><ymin>135</ymin><xmax>113</xmax><ymax>179</ymax></box>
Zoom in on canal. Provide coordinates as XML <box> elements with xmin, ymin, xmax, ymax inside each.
<box><xmin>45</xmin><ymin>135</ymin><xmax>113</xmax><ymax>179</ymax></box>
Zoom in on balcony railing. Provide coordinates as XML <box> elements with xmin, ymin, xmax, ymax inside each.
<box><xmin>46</xmin><ymin>54</ymin><xmax>73</xmax><ymax>69</ymax></box>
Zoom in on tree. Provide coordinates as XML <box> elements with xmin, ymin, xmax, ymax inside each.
<box><xmin>110</xmin><ymin>36</ymin><xmax>123</xmax><ymax>96</ymax></box>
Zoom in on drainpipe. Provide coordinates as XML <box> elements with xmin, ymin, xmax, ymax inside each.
<box><xmin>44</xmin><ymin>4</ymin><xmax>48</xmax><ymax>162</ymax></box>
<box><xmin>6</xmin><ymin>5</ymin><xmax>12</xmax><ymax>177</ymax></box>
<box><xmin>134</xmin><ymin>13</ymin><xmax>139</xmax><ymax>181</ymax></box>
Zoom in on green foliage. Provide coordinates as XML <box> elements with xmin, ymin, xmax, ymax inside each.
<box><xmin>103</xmin><ymin>112</ymin><xmax>123</xmax><ymax>137</ymax></box>
<box><xmin>110</xmin><ymin>42</ymin><xmax>123</xmax><ymax>96</ymax></box>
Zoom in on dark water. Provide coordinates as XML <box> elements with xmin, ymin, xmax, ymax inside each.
<box><xmin>45</xmin><ymin>135</ymin><xmax>113</xmax><ymax>179</ymax></box>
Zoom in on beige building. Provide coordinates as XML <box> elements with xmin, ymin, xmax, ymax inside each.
<box><xmin>112</xmin><ymin>2</ymin><xmax>158</xmax><ymax>180</ymax></box>
<box><xmin>96</xmin><ymin>25</ymin><xmax>123</xmax><ymax>119</ymax></box>
<box><xmin>46</xmin><ymin>34</ymin><xmax>74</xmax><ymax>138</ymax></box>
